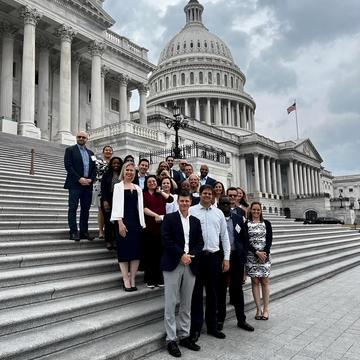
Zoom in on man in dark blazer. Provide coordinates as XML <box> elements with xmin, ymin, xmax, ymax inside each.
<box><xmin>199</xmin><ymin>164</ymin><xmax>216</xmax><ymax>187</ymax></box>
<box><xmin>166</xmin><ymin>155</ymin><xmax>182</xmax><ymax>185</ymax></box>
<box><xmin>64</xmin><ymin>131</ymin><xmax>96</xmax><ymax>241</ymax></box>
<box><xmin>227</xmin><ymin>187</ymin><xmax>246</xmax><ymax>218</ymax></box>
<box><xmin>161</xmin><ymin>190</ymin><xmax>204</xmax><ymax>357</ymax></box>
<box><xmin>217</xmin><ymin>195</ymin><xmax>254</xmax><ymax>332</ymax></box>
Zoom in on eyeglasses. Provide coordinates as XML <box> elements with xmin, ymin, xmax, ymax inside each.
<box><xmin>228</xmin><ymin>194</ymin><xmax>237</xmax><ymax>197</ymax></box>
<box><xmin>77</xmin><ymin>136</ymin><xmax>87</xmax><ymax>139</ymax></box>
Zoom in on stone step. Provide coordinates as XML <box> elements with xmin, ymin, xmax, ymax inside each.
<box><xmin>0</xmin><ymin>258</ymin><xmax>118</xmax><ymax>288</ymax></box>
<box><xmin>0</xmin><ymin>207</ymin><xmax>98</xmax><ymax>216</ymax></box>
<box><xmin>0</xmin><ymin>189</ymin><xmax>68</xmax><ymax>199</ymax></box>
<box><xmin>0</xmin><ymin>198</ymin><xmax>69</xmax><ymax>208</ymax></box>
<box><xmin>0</xmin><ymin>248</ymin><xmax>114</xmax><ymax>270</ymax></box>
<box><xmin>272</xmin><ymin>226</ymin><xmax>345</xmax><ymax>234</ymax></box>
<box><xmin>0</xmin><ymin>220</ymin><xmax>97</xmax><ymax>230</ymax></box>
<box><xmin>275</xmin><ymin>229</ymin><xmax>355</xmax><ymax>241</ymax></box>
<box><xmin>0</xmin><ymin>164</ymin><xmax>66</xmax><ymax>177</ymax></box>
<box><xmin>0</xmin><ymin>172</ymin><xmax>65</xmax><ymax>185</ymax></box>
<box><xmin>0</xmin><ymin>184</ymin><xmax>67</xmax><ymax>195</ymax></box>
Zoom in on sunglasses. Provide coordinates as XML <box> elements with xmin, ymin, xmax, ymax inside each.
<box><xmin>77</xmin><ymin>136</ymin><xmax>87</xmax><ymax>139</ymax></box>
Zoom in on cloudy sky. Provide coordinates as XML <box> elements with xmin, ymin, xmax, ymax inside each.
<box><xmin>104</xmin><ymin>0</ymin><xmax>360</xmax><ymax>176</ymax></box>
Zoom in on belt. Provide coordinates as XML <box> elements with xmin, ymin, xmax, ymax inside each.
<box><xmin>202</xmin><ymin>250</ymin><xmax>221</xmax><ymax>256</ymax></box>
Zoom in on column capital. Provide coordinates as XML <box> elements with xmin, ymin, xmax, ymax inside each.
<box><xmin>55</xmin><ymin>24</ymin><xmax>76</xmax><ymax>43</ymax></box>
<box><xmin>101</xmin><ymin>65</ymin><xmax>109</xmax><ymax>78</ymax></box>
<box><xmin>37</xmin><ymin>36</ymin><xmax>53</xmax><ymax>50</ymax></box>
<box><xmin>0</xmin><ymin>21</ymin><xmax>18</xmax><ymax>38</ymax></box>
<box><xmin>118</xmin><ymin>73</ymin><xmax>129</xmax><ymax>86</ymax></box>
<box><xmin>89</xmin><ymin>40</ymin><xmax>105</xmax><ymax>56</ymax></box>
<box><xmin>19</xmin><ymin>6</ymin><xmax>41</xmax><ymax>26</ymax></box>
<box><xmin>72</xmin><ymin>52</ymin><xmax>83</xmax><ymax>65</ymax></box>
<box><xmin>138</xmin><ymin>83</ymin><xmax>148</xmax><ymax>95</ymax></box>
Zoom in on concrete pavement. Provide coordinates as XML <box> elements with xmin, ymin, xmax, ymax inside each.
<box><xmin>144</xmin><ymin>265</ymin><xmax>360</xmax><ymax>360</ymax></box>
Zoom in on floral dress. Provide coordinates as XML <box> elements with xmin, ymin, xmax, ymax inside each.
<box><xmin>92</xmin><ymin>158</ymin><xmax>109</xmax><ymax>207</ymax></box>
<box><xmin>246</xmin><ymin>221</ymin><xmax>272</xmax><ymax>278</ymax></box>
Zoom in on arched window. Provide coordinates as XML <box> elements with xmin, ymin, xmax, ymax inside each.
<box><xmin>199</xmin><ymin>71</ymin><xmax>203</xmax><ymax>84</ymax></box>
<box><xmin>172</xmin><ymin>74</ymin><xmax>177</xmax><ymax>87</ymax></box>
<box><xmin>181</xmin><ymin>73</ymin><xmax>185</xmax><ymax>85</ymax></box>
<box><xmin>190</xmin><ymin>72</ymin><xmax>194</xmax><ymax>84</ymax></box>
<box><xmin>231</xmin><ymin>77</ymin><xmax>234</xmax><ymax>88</ymax></box>
<box><xmin>208</xmin><ymin>72</ymin><xmax>212</xmax><ymax>84</ymax></box>
<box><xmin>166</xmin><ymin>77</ymin><xmax>169</xmax><ymax>89</ymax></box>
<box><xmin>159</xmin><ymin>79</ymin><xmax>163</xmax><ymax>91</ymax></box>
<box><xmin>155</xmin><ymin>83</ymin><xmax>158</xmax><ymax>92</ymax></box>
<box><xmin>216</xmin><ymin>73</ymin><xmax>220</xmax><ymax>85</ymax></box>
<box><xmin>190</xmin><ymin>41</ymin><xmax>194</xmax><ymax>48</ymax></box>
<box><xmin>224</xmin><ymin>74</ymin><xmax>228</xmax><ymax>87</ymax></box>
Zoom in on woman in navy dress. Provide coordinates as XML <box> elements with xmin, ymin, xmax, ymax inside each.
<box><xmin>111</xmin><ymin>161</ymin><xmax>146</xmax><ymax>291</ymax></box>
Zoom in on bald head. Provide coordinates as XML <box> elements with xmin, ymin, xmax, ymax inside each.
<box><xmin>76</xmin><ymin>131</ymin><xmax>89</xmax><ymax>146</ymax></box>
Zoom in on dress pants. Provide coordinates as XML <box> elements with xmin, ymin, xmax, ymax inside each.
<box><xmin>144</xmin><ymin>232</ymin><xmax>163</xmax><ymax>286</ymax></box>
<box><xmin>217</xmin><ymin>251</ymin><xmax>246</xmax><ymax>325</ymax></box>
<box><xmin>68</xmin><ymin>187</ymin><xmax>92</xmax><ymax>234</ymax></box>
<box><xmin>163</xmin><ymin>264</ymin><xmax>196</xmax><ymax>342</ymax></box>
<box><xmin>190</xmin><ymin>251</ymin><xmax>222</xmax><ymax>334</ymax></box>
<box><xmin>101</xmin><ymin>203</ymin><xmax>115</xmax><ymax>245</ymax></box>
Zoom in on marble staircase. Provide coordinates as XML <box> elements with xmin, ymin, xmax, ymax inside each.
<box><xmin>1</xmin><ymin>133</ymin><xmax>360</xmax><ymax>359</ymax></box>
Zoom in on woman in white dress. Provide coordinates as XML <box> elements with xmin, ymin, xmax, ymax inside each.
<box><xmin>246</xmin><ymin>201</ymin><xmax>273</xmax><ymax>321</ymax></box>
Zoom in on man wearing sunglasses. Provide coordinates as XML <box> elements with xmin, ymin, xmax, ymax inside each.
<box><xmin>64</xmin><ymin>131</ymin><xmax>96</xmax><ymax>241</ymax></box>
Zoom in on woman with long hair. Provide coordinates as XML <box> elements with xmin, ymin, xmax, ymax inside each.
<box><xmin>188</xmin><ymin>173</ymin><xmax>200</xmax><ymax>205</ymax></box>
<box><xmin>93</xmin><ymin>145</ymin><xmax>113</xmax><ymax>239</ymax></box>
<box><xmin>143</xmin><ymin>175</ymin><xmax>173</xmax><ymax>288</ymax></box>
<box><xmin>245</xmin><ymin>201</ymin><xmax>273</xmax><ymax>320</ymax></box>
<box><xmin>236</xmin><ymin>187</ymin><xmax>249</xmax><ymax>216</ymax></box>
<box><xmin>101</xmin><ymin>156</ymin><xmax>123</xmax><ymax>250</ymax></box>
<box><xmin>212</xmin><ymin>181</ymin><xmax>225</xmax><ymax>205</ymax></box>
<box><xmin>111</xmin><ymin>161</ymin><xmax>145</xmax><ymax>291</ymax></box>
<box><xmin>161</xmin><ymin>176</ymin><xmax>178</xmax><ymax>214</ymax></box>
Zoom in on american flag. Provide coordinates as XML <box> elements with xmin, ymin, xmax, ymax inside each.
<box><xmin>287</xmin><ymin>102</ymin><xmax>296</xmax><ymax>114</ymax></box>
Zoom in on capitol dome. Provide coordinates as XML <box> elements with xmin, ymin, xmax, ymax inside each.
<box><xmin>147</xmin><ymin>0</ymin><xmax>256</xmax><ymax>134</ymax></box>
<box><xmin>159</xmin><ymin>0</ymin><xmax>234</xmax><ymax>64</ymax></box>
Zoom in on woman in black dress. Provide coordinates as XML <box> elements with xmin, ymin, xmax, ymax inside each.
<box><xmin>101</xmin><ymin>156</ymin><xmax>123</xmax><ymax>250</ymax></box>
<box><xmin>111</xmin><ymin>161</ymin><xmax>146</xmax><ymax>291</ymax></box>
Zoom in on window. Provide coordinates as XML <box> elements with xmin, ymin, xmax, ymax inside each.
<box><xmin>110</xmin><ymin>98</ymin><xmax>119</xmax><ymax>112</ymax></box>
<box><xmin>208</xmin><ymin>72</ymin><xmax>212</xmax><ymax>84</ymax></box>
<box><xmin>224</xmin><ymin>74</ymin><xmax>228</xmax><ymax>87</ymax></box>
<box><xmin>166</xmin><ymin>77</ymin><xmax>169</xmax><ymax>89</ymax></box>
<box><xmin>190</xmin><ymin>41</ymin><xmax>194</xmax><ymax>48</ymax></box>
<box><xmin>231</xmin><ymin>76</ymin><xmax>234</xmax><ymax>88</ymax></box>
<box><xmin>190</xmin><ymin>72</ymin><xmax>194</xmax><ymax>84</ymax></box>
<box><xmin>172</xmin><ymin>74</ymin><xmax>177</xmax><ymax>87</ymax></box>
<box><xmin>155</xmin><ymin>83</ymin><xmax>158</xmax><ymax>92</ymax></box>
<box><xmin>199</xmin><ymin>71</ymin><xmax>203</xmax><ymax>84</ymax></box>
<box><xmin>349</xmin><ymin>188</ymin><xmax>353</xmax><ymax>192</ymax></box>
<box><xmin>181</xmin><ymin>73</ymin><xmax>185</xmax><ymax>85</ymax></box>
<box><xmin>159</xmin><ymin>79</ymin><xmax>163</xmax><ymax>91</ymax></box>
<box><xmin>13</xmin><ymin>62</ymin><xmax>17</xmax><ymax>78</ymax></box>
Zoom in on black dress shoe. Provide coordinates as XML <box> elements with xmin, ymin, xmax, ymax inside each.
<box><xmin>69</xmin><ymin>232</ymin><xmax>80</xmax><ymax>241</ymax></box>
<box><xmin>167</xmin><ymin>341</ymin><xmax>181</xmax><ymax>357</ymax></box>
<box><xmin>207</xmin><ymin>330</ymin><xmax>226</xmax><ymax>339</ymax></box>
<box><xmin>237</xmin><ymin>321</ymin><xmax>255</xmax><ymax>332</ymax></box>
<box><xmin>79</xmin><ymin>232</ymin><xmax>94</xmax><ymax>241</ymax></box>
<box><xmin>179</xmin><ymin>337</ymin><xmax>201</xmax><ymax>351</ymax></box>
<box><xmin>189</xmin><ymin>330</ymin><xmax>200</xmax><ymax>343</ymax></box>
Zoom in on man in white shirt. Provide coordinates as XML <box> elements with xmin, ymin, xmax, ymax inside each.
<box><xmin>189</xmin><ymin>184</ymin><xmax>230</xmax><ymax>342</ymax></box>
<box><xmin>134</xmin><ymin>158</ymin><xmax>149</xmax><ymax>189</ymax></box>
<box><xmin>161</xmin><ymin>190</ymin><xmax>204</xmax><ymax>357</ymax></box>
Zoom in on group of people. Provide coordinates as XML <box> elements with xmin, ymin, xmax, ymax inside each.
<box><xmin>64</xmin><ymin>131</ymin><xmax>273</xmax><ymax>358</ymax></box>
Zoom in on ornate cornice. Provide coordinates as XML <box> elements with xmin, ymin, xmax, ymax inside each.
<box><xmin>55</xmin><ymin>24</ymin><xmax>76</xmax><ymax>43</ymax></box>
<box><xmin>19</xmin><ymin>6</ymin><xmax>42</xmax><ymax>26</ymax></box>
<box><xmin>72</xmin><ymin>53</ymin><xmax>83</xmax><ymax>66</ymax></box>
<box><xmin>0</xmin><ymin>21</ymin><xmax>18</xmax><ymax>38</ymax></box>
<box><xmin>118</xmin><ymin>73</ymin><xmax>129</xmax><ymax>86</ymax></box>
<box><xmin>101</xmin><ymin>65</ymin><xmax>109</xmax><ymax>78</ymax></box>
<box><xmin>89</xmin><ymin>40</ymin><xmax>105</xmax><ymax>56</ymax></box>
<box><xmin>138</xmin><ymin>83</ymin><xmax>148</xmax><ymax>94</ymax></box>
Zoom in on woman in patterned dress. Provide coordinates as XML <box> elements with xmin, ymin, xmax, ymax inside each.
<box><xmin>246</xmin><ymin>201</ymin><xmax>273</xmax><ymax>320</ymax></box>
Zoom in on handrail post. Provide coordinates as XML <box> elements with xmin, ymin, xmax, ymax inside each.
<box><xmin>29</xmin><ymin>148</ymin><xmax>35</xmax><ymax>175</ymax></box>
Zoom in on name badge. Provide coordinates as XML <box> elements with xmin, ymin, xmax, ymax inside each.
<box><xmin>235</xmin><ymin>224</ymin><xmax>241</xmax><ymax>233</ymax></box>
<box><xmin>91</xmin><ymin>155</ymin><xmax>97</xmax><ymax>161</ymax></box>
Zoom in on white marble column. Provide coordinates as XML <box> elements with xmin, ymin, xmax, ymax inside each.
<box><xmin>239</xmin><ymin>156</ymin><xmax>247</xmax><ymax>190</ymax></box>
<box><xmin>89</xmin><ymin>41</ymin><xmax>104</xmax><ymax>130</ymax></box>
<box><xmin>241</xmin><ymin>105</ymin><xmax>246</xmax><ymax>128</ymax></box>
<box><xmin>55</xmin><ymin>24</ymin><xmax>76</xmax><ymax>143</ymax></box>
<box><xmin>265</xmin><ymin>157</ymin><xmax>272</xmax><ymax>194</ymax></box>
<box><xmin>247</xmin><ymin>107</ymin><xmax>252</xmax><ymax>130</ymax></box>
<box><xmin>306</xmin><ymin>166</ymin><xmax>312</xmax><ymax>195</ymax></box>
<box><xmin>195</xmin><ymin>98</ymin><xmax>200</xmax><ymax>120</ymax></box>
<box><xmin>37</xmin><ymin>38</ymin><xmax>52</xmax><ymax>140</ymax></box>
<box><xmin>139</xmin><ymin>83</ymin><xmax>148</xmax><ymax>126</ymax></box>
<box><xmin>317</xmin><ymin>170</ymin><xmax>322</xmax><ymax>195</ymax></box>
<box><xmin>253</xmin><ymin>153</ymin><xmax>260</xmax><ymax>193</ymax></box>
<box><xmin>118</xmin><ymin>73</ymin><xmax>129</xmax><ymax>122</ymax></box>
<box><xmin>227</xmin><ymin>100</ymin><xmax>231</xmax><ymax>126</ymax></box>
<box><xmin>101</xmin><ymin>65</ymin><xmax>109</xmax><ymax>127</ymax></box>
<box><xmin>19</xmin><ymin>6</ymin><xmax>41</xmax><ymax>138</ymax></box>
<box><xmin>303</xmin><ymin>165</ymin><xmax>308</xmax><ymax>195</ymax></box>
<box><xmin>127</xmin><ymin>90</ymin><xmax>132</xmax><ymax>121</ymax></box>
<box><xmin>251</xmin><ymin>110</ymin><xmax>255</xmax><ymax>131</ymax></box>
<box><xmin>289</xmin><ymin>160</ymin><xmax>295</xmax><ymax>196</ymax></box>
<box><xmin>311</xmin><ymin>168</ymin><xmax>316</xmax><ymax>196</ymax></box>
<box><xmin>260</xmin><ymin>156</ymin><xmax>266</xmax><ymax>193</ymax></box>
<box><xmin>294</xmin><ymin>161</ymin><xmax>300</xmax><ymax>196</ymax></box>
<box><xmin>277</xmin><ymin>162</ymin><xmax>283</xmax><ymax>196</ymax></box>
<box><xmin>236</xmin><ymin>102</ymin><xmax>240</xmax><ymax>128</ymax></box>
<box><xmin>0</xmin><ymin>23</ymin><xmax>17</xmax><ymax>120</ymax></box>
<box><xmin>70</xmin><ymin>53</ymin><xmax>81</xmax><ymax>135</ymax></box>
<box><xmin>184</xmin><ymin>98</ymin><xmax>189</xmax><ymax>117</ymax></box>
<box><xmin>222</xmin><ymin>102</ymin><xmax>227</xmax><ymax>125</ymax></box>
<box><xmin>298</xmin><ymin>163</ymin><xmax>304</xmax><ymax>196</ymax></box>
<box><xmin>206</xmin><ymin>98</ymin><xmax>211</xmax><ymax>125</ymax></box>
<box><xmin>271</xmin><ymin>159</ymin><xmax>278</xmax><ymax>195</ymax></box>
<box><xmin>216</xmin><ymin>99</ymin><xmax>221</xmax><ymax>125</ymax></box>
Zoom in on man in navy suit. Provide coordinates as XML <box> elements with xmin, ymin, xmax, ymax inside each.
<box><xmin>64</xmin><ymin>131</ymin><xmax>96</xmax><ymax>241</ymax></box>
<box><xmin>217</xmin><ymin>195</ymin><xmax>254</xmax><ymax>332</ymax></box>
<box><xmin>161</xmin><ymin>190</ymin><xmax>204</xmax><ymax>357</ymax></box>
<box><xmin>199</xmin><ymin>164</ymin><xmax>216</xmax><ymax>187</ymax></box>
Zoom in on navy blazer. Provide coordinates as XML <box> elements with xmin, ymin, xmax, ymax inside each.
<box><xmin>229</xmin><ymin>213</ymin><xmax>249</xmax><ymax>264</ymax></box>
<box><xmin>161</xmin><ymin>211</ymin><xmax>204</xmax><ymax>275</ymax></box>
<box><xmin>64</xmin><ymin>145</ymin><xmax>96</xmax><ymax>189</ymax></box>
<box><xmin>202</xmin><ymin>176</ymin><xmax>216</xmax><ymax>187</ymax></box>
<box><xmin>246</xmin><ymin>219</ymin><xmax>273</xmax><ymax>256</ymax></box>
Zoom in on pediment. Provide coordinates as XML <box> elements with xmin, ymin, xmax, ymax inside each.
<box><xmin>294</xmin><ymin>139</ymin><xmax>323</xmax><ymax>162</ymax></box>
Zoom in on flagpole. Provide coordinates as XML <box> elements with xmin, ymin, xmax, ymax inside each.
<box><xmin>294</xmin><ymin>99</ymin><xmax>299</xmax><ymax>140</ymax></box>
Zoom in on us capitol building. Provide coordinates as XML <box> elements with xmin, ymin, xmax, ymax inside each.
<box><xmin>0</xmin><ymin>0</ymin><xmax>356</xmax><ymax>221</ymax></box>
